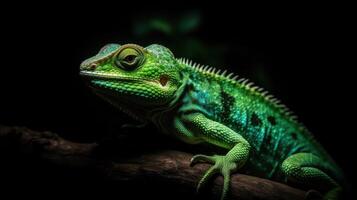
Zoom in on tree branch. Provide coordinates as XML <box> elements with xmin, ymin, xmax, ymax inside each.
<box><xmin>0</xmin><ymin>125</ymin><xmax>305</xmax><ymax>200</ymax></box>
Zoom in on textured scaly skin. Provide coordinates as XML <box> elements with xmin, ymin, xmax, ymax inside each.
<box><xmin>80</xmin><ymin>43</ymin><xmax>344</xmax><ymax>200</ymax></box>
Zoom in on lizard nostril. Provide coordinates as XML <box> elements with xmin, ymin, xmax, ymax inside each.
<box><xmin>88</xmin><ymin>63</ymin><xmax>97</xmax><ymax>71</ymax></box>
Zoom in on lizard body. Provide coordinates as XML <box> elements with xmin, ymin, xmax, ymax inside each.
<box><xmin>80</xmin><ymin>43</ymin><xmax>344</xmax><ymax>200</ymax></box>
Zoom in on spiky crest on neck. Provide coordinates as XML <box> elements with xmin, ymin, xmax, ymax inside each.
<box><xmin>177</xmin><ymin>57</ymin><xmax>299</xmax><ymax>123</ymax></box>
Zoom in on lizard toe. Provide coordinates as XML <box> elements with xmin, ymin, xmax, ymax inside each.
<box><xmin>190</xmin><ymin>154</ymin><xmax>215</xmax><ymax>166</ymax></box>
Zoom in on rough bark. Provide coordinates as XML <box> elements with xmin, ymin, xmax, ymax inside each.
<box><xmin>0</xmin><ymin>125</ymin><xmax>306</xmax><ymax>200</ymax></box>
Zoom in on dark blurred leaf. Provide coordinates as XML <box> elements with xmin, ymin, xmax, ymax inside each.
<box><xmin>133</xmin><ymin>18</ymin><xmax>172</xmax><ymax>36</ymax></box>
<box><xmin>178</xmin><ymin>11</ymin><xmax>201</xmax><ymax>34</ymax></box>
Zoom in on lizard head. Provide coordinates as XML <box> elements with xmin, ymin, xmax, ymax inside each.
<box><xmin>80</xmin><ymin>43</ymin><xmax>184</xmax><ymax>120</ymax></box>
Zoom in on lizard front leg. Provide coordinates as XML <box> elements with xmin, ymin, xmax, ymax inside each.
<box><xmin>176</xmin><ymin>113</ymin><xmax>251</xmax><ymax>200</ymax></box>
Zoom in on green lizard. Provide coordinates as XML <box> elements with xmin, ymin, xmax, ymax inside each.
<box><xmin>80</xmin><ymin>43</ymin><xmax>344</xmax><ymax>200</ymax></box>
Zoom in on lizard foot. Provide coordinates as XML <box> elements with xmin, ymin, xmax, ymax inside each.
<box><xmin>190</xmin><ymin>154</ymin><xmax>237</xmax><ymax>200</ymax></box>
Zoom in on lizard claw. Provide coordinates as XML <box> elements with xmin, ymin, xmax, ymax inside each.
<box><xmin>190</xmin><ymin>154</ymin><xmax>215</xmax><ymax>166</ymax></box>
<box><xmin>196</xmin><ymin>165</ymin><xmax>219</xmax><ymax>192</ymax></box>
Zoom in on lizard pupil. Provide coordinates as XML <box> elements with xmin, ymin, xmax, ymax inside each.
<box><xmin>124</xmin><ymin>55</ymin><xmax>136</xmax><ymax>63</ymax></box>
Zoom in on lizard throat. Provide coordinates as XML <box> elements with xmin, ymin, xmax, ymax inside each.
<box><xmin>92</xmin><ymin>88</ymin><xmax>147</xmax><ymax>122</ymax></box>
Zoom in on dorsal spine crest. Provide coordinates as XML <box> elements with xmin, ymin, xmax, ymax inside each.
<box><xmin>178</xmin><ymin>57</ymin><xmax>299</xmax><ymax>123</ymax></box>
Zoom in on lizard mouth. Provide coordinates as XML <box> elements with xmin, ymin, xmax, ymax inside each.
<box><xmin>79</xmin><ymin>70</ymin><xmax>172</xmax><ymax>108</ymax></box>
<box><xmin>79</xmin><ymin>70</ymin><xmax>179</xmax><ymax>118</ymax></box>
<box><xmin>80</xmin><ymin>71</ymin><xmax>161</xmax><ymax>98</ymax></box>
<box><xmin>79</xmin><ymin>71</ymin><xmax>155</xmax><ymax>84</ymax></box>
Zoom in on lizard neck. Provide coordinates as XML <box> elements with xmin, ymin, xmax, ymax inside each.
<box><xmin>149</xmin><ymin>73</ymin><xmax>189</xmax><ymax>128</ymax></box>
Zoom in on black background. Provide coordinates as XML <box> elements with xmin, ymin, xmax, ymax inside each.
<box><xmin>0</xmin><ymin>3</ymin><xmax>355</xmax><ymax>199</ymax></box>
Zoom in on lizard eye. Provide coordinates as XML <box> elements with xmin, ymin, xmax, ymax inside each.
<box><xmin>115</xmin><ymin>46</ymin><xmax>145</xmax><ymax>71</ymax></box>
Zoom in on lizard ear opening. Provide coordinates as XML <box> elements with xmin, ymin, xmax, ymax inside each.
<box><xmin>159</xmin><ymin>75</ymin><xmax>169</xmax><ymax>86</ymax></box>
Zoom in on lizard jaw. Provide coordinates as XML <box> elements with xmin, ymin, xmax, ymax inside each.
<box><xmin>91</xmin><ymin>87</ymin><xmax>148</xmax><ymax>123</ymax></box>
